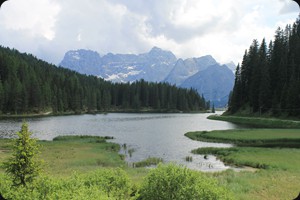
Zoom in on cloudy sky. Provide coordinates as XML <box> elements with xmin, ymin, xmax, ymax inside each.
<box><xmin>0</xmin><ymin>0</ymin><xmax>299</xmax><ymax>65</ymax></box>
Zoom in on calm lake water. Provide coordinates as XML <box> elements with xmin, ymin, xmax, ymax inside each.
<box><xmin>0</xmin><ymin>112</ymin><xmax>243</xmax><ymax>171</ymax></box>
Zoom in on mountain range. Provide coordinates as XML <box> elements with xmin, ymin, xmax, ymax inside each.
<box><xmin>59</xmin><ymin>47</ymin><xmax>235</xmax><ymax>107</ymax></box>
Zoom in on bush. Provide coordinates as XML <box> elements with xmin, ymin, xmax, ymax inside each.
<box><xmin>83</xmin><ymin>168</ymin><xmax>132</xmax><ymax>199</ymax></box>
<box><xmin>139</xmin><ymin>164</ymin><xmax>233</xmax><ymax>200</ymax></box>
<box><xmin>0</xmin><ymin>168</ymin><xmax>132</xmax><ymax>200</ymax></box>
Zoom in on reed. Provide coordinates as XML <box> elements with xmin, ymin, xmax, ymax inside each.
<box><xmin>133</xmin><ymin>157</ymin><xmax>163</xmax><ymax>168</ymax></box>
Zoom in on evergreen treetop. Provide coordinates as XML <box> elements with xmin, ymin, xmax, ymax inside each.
<box><xmin>228</xmin><ymin>18</ymin><xmax>300</xmax><ymax>117</ymax></box>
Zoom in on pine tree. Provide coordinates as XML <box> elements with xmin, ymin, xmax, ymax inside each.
<box><xmin>248</xmin><ymin>39</ymin><xmax>260</xmax><ymax>112</ymax></box>
<box><xmin>258</xmin><ymin>39</ymin><xmax>271</xmax><ymax>113</ymax></box>
<box><xmin>229</xmin><ymin>17</ymin><xmax>300</xmax><ymax>116</ymax></box>
<box><xmin>229</xmin><ymin>64</ymin><xmax>242</xmax><ymax>113</ymax></box>
<box><xmin>211</xmin><ymin>103</ymin><xmax>215</xmax><ymax>113</ymax></box>
<box><xmin>4</xmin><ymin>122</ymin><xmax>42</xmax><ymax>186</ymax></box>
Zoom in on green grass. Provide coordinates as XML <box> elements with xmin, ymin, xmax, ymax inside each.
<box><xmin>0</xmin><ymin>135</ymin><xmax>150</xmax><ymax>186</ymax></box>
<box><xmin>185</xmin><ymin>128</ymin><xmax>300</xmax><ymax>199</ymax></box>
<box><xmin>208</xmin><ymin>115</ymin><xmax>300</xmax><ymax>128</ymax></box>
<box><xmin>185</xmin><ymin>129</ymin><xmax>300</xmax><ymax>147</ymax></box>
<box><xmin>0</xmin><ymin>139</ymin><xmax>13</xmax><ymax>171</ymax></box>
<box><xmin>40</xmin><ymin>136</ymin><xmax>124</xmax><ymax>176</ymax></box>
<box><xmin>193</xmin><ymin>147</ymin><xmax>300</xmax><ymax>170</ymax></box>
<box><xmin>213</xmin><ymin>169</ymin><xmax>300</xmax><ymax>200</ymax></box>
<box><xmin>0</xmin><ymin>136</ymin><xmax>124</xmax><ymax>177</ymax></box>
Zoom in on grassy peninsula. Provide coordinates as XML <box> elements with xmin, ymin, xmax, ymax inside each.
<box><xmin>208</xmin><ymin>114</ymin><xmax>300</xmax><ymax>128</ymax></box>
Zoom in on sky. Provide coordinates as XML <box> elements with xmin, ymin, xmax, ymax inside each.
<box><xmin>0</xmin><ymin>0</ymin><xmax>299</xmax><ymax>66</ymax></box>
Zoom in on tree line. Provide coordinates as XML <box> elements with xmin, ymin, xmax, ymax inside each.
<box><xmin>0</xmin><ymin>46</ymin><xmax>208</xmax><ymax>114</ymax></box>
<box><xmin>228</xmin><ymin>18</ymin><xmax>300</xmax><ymax>117</ymax></box>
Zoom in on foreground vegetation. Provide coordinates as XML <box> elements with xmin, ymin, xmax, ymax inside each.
<box><xmin>186</xmin><ymin>128</ymin><xmax>300</xmax><ymax>199</ymax></box>
<box><xmin>0</xmin><ymin>134</ymin><xmax>232</xmax><ymax>199</ymax></box>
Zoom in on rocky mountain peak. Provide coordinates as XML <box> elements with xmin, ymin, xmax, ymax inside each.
<box><xmin>59</xmin><ymin>47</ymin><xmax>235</xmax><ymax>107</ymax></box>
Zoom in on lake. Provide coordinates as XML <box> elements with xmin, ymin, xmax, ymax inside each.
<box><xmin>0</xmin><ymin>112</ymin><xmax>243</xmax><ymax>171</ymax></box>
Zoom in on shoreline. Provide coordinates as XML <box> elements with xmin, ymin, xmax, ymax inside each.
<box><xmin>0</xmin><ymin>109</ymin><xmax>210</xmax><ymax>119</ymax></box>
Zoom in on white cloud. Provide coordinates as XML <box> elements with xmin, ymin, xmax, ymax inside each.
<box><xmin>0</xmin><ymin>0</ymin><xmax>60</xmax><ymax>40</ymax></box>
<box><xmin>0</xmin><ymin>0</ymin><xmax>299</xmax><ymax>65</ymax></box>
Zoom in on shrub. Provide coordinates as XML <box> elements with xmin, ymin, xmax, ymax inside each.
<box><xmin>0</xmin><ymin>169</ymin><xmax>132</xmax><ymax>200</ymax></box>
<box><xmin>139</xmin><ymin>164</ymin><xmax>233</xmax><ymax>200</ymax></box>
<box><xmin>83</xmin><ymin>168</ymin><xmax>132</xmax><ymax>199</ymax></box>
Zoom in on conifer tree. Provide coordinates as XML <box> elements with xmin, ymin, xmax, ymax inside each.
<box><xmin>229</xmin><ymin>64</ymin><xmax>242</xmax><ymax>113</ymax></box>
<box><xmin>228</xmin><ymin>17</ymin><xmax>300</xmax><ymax>116</ymax></box>
<box><xmin>4</xmin><ymin>122</ymin><xmax>42</xmax><ymax>186</ymax></box>
<box><xmin>258</xmin><ymin>38</ymin><xmax>271</xmax><ymax>112</ymax></box>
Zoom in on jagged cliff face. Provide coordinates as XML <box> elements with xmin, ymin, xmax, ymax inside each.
<box><xmin>59</xmin><ymin>47</ymin><xmax>177</xmax><ymax>83</ymax></box>
<box><xmin>164</xmin><ymin>55</ymin><xmax>218</xmax><ymax>86</ymax></box>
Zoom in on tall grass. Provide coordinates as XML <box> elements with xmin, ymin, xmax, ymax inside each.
<box><xmin>133</xmin><ymin>157</ymin><xmax>163</xmax><ymax>168</ymax></box>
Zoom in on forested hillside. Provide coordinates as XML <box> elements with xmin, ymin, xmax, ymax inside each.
<box><xmin>228</xmin><ymin>18</ymin><xmax>300</xmax><ymax>117</ymax></box>
<box><xmin>0</xmin><ymin>46</ymin><xmax>208</xmax><ymax>114</ymax></box>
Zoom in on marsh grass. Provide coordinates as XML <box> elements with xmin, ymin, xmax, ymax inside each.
<box><xmin>127</xmin><ymin>148</ymin><xmax>135</xmax><ymax>157</ymax></box>
<box><xmin>185</xmin><ymin>156</ymin><xmax>193</xmax><ymax>162</ymax></box>
<box><xmin>192</xmin><ymin>147</ymin><xmax>300</xmax><ymax>171</ymax></box>
<box><xmin>53</xmin><ymin>135</ymin><xmax>113</xmax><ymax>143</ymax></box>
<box><xmin>133</xmin><ymin>157</ymin><xmax>163</xmax><ymax>168</ymax></box>
<box><xmin>186</xmin><ymin>128</ymin><xmax>300</xmax><ymax>199</ymax></box>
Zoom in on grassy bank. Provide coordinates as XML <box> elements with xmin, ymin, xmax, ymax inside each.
<box><xmin>185</xmin><ymin>129</ymin><xmax>300</xmax><ymax>147</ymax></box>
<box><xmin>0</xmin><ymin>135</ymin><xmax>150</xmax><ymax>186</ymax></box>
<box><xmin>0</xmin><ymin>135</ymin><xmax>125</xmax><ymax>177</ymax></box>
<box><xmin>208</xmin><ymin>114</ymin><xmax>300</xmax><ymax>128</ymax></box>
<box><xmin>193</xmin><ymin>147</ymin><xmax>300</xmax><ymax>170</ymax></box>
<box><xmin>206</xmin><ymin>146</ymin><xmax>300</xmax><ymax>199</ymax></box>
<box><xmin>40</xmin><ymin>136</ymin><xmax>126</xmax><ymax>176</ymax></box>
<box><xmin>185</xmin><ymin>129</ymin><xmax>300</xmax><ymax>199</ymax></box>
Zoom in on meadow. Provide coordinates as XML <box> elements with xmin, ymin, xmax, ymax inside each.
<box><xmin>186</xmin><ymin>128</ymin><xmax>300</xmax><ymax>200</ymax></box>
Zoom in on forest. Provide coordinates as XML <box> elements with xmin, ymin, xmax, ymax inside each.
<box><xmin>0</xmin><ymin>46</ymin><xmax>208</xmax><ymax>115</ymax></box>
<box><xmin>228</xmin><ymin>18</ymin><xmax>300</xmax><ymax>117</ymax></box>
